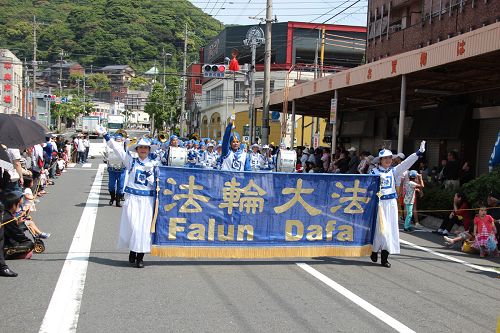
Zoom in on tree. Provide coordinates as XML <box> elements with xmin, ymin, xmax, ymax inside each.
<box><xmin>129</xmin><ymin>76</ymin><xmax>149</xmax><ymax>90</ymax></box>
<box><xmin>51</xmin><ymin>95</ymin><xmax>94</xmax><ymax>131</ymax></box>
<box><xmin>145</xmin><ymin>74</ymin><xmax>180</xmax><ymax>133</ymax></box>
<box><xmin>86</xmin><ymin>73</ymin><xmax>111</xmax><ymax>91</ymax></box>
<box><xmin>68</xmin><ymin>73</ymin><xmax>84</xmax><ymax>87</ymax></box>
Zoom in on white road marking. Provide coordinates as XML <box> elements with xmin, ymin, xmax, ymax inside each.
<box><xmin>67</xmin><ymin>163</ymin><xmax>76</xmax><ymax>168</ymax></box>
<box><xmin>82</xmin><ymin>163</ymin><xmax>92</xmax><ymax>168</ymax></box>
<box><xmin>297</xmin><ymin>263</ymin><xmax>416</xmax><ymax>333</ymax></box>
<box><xmin>39</xmin><ymin>164</ymin><xmax>105</xmax><ymax>333</ymax></box>
<box><xmin>400</xmin><ymin>239</ymin><xmax>499</xmax><ymax>274</ymax></box>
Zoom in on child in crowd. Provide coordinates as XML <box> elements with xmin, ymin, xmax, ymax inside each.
<box><xmin>21</xmin><ymin>177</ymin><xmax>50</xmax><ymax>239</ymax></box>
<box><xmin>23</xmin><ymin>177</ymin><xmax>37</xmax><ymax>212</ymax></box>
<box><xmin>472</xmin><ymin>204</ymin><xmax>498</xmax><ymax>257</ymax></box>
<box><xmin>403</xmin><ymin>170</ymin><xmax>423</xmax><ymax>233</ymax></box>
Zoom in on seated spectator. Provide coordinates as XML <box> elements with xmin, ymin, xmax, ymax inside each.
<box><xmin>418</xmin><ymin>160</ymin><xmax>430</xmax><ymax>183</ymax></box>
<box><xmin>442</xmin><ymin>151</ymin><xmax>460</xmax><ymax>190</ymax></box>
<box><xmin>321</xmin><ymin>148</ymin><xmax>331</xmax><ymax>172</ymax></box>
<box><xmin>434</xmin><ymin>192</ymin><xmax>471</xmax><ymax>236</ymax></box>
<box><xmin>0</xmin><ymin>201</ymin><xmax>18</xmax><ymax>277</ymax></box>
<box><xmin>459</xmin><ymin>161</ymin><xmax>474</xmax><ymax>186</ymax></box>
<box><xmin>444</xmin><ymin>230</ymin><xmax>474</xmax><ymax>248</ymax></box>
<box><xmin>334</xmin><ymin>152</ymin><xmax>350</xmax><ymax>174</ymax></box>
<box><xmin>1</xmin><ymin>191</ymin><xmax>34</xmax><ymax>260</ymax></box>
<box><xmin>347</xmin><ymin>147</ymin><xmax>360</xmax><ymax>174</ymax></box>
<box><xmin>472</xmin><ymin>203</ymin><xmax>498</xmax><ymax>257</ymax></box>
<box><xmin>486</xmin><ymin>191</ymin><xmax>500</xmax><ymax>250</ymax></box>
<box><xmin>357</xmin><ymin>151</ymin><xmax>371</xmax><ymax>174</ymax></box>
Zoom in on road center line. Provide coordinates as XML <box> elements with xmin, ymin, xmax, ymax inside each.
<box><xmin>296</xmin><ymin>263</ymin><xmax>416</xmax><ymax>333</ymax></box>
<box><xmin>399</xmin><ymin>239</ymin><xmax>498</xmax><ymax>273</ymax></box>
<box><xmin>39</xmin><ymin>164</ymin><xmax>105</xmax><ymax>333</ymax></box>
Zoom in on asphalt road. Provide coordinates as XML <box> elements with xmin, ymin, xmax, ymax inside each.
<box><xmin>1</xmin><ymin>143</ymin><xmax>499</xmax><ymax>333</ymax></box>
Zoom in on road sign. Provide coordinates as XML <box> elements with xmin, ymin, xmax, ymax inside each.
<box><xmin>313</xmin><ymin>133</ymin><xmax>320</xmax><ymax>149</ymax></box>
<box><xmin>330</xmin><ymin>98</ymin><xmax>337</xmax><ymax>124</ymax></box>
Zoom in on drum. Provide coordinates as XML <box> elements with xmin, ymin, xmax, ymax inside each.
<box><xmin>168</xmin><ymin>147</ymin><xmax>187</xmax><ymax>167</ymax></box>
<box><xmin>275</xmin><ymin>150</ymin><xmax>297</xmax><ymax>172</ymax></box>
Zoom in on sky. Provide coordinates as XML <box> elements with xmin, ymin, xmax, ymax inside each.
<box><xmin>188</xmin><ymin>0</ymin><xmax>368</xmax><ymax>27</ymax></box>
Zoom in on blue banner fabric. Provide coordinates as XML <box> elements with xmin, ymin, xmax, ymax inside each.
<box><xmin>151</xmin><ymin>167</ymin><xmax>380</xmax><ymax>258</ymax></box>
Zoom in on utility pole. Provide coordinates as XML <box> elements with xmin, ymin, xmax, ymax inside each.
<box><xmin>249</xmin><ymin>40</ymin><xmax>257</xmax><ymax>144</ymax></box>
<box><xmin>23</xmin><ymin>58</ymin><xmax>29</xmax><ymax>118</ymax></box>
<box><xmin>244</xmin><ymin>26</ymin><xmax>264</xmax><ymax>144</ymax></box>
<box><xmin>32</xmin><ymin>15</ymin><xmax>37</xmax><ymax>121</ymax></box>
<box><xmin>261</xmin><ymin>0</ymin><xmax>273</xmax><ymax>145</ymax></box>
<box><xmin>83</xmin><ymin>69</ymin><xmax>86</xmax><ymax>116</ymax></box>
<box><xmin>161</xmin><ymin>48</ymin><xmax>171</xmax><ymax>131</ymax></box>
<box><xmin>58</xmin><ymin>49</ymin><xmax>64</xmax><ymax>131</ymax></box>
<box><xmin>180</xmin><ymin>23</ymin><xmax>188</xmax><ymax>137</ymax></box>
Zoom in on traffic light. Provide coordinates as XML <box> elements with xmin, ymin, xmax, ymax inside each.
<box><xmin>43</xmin><ymin>94</ymin><xmax>56</xmax><ymax>102</ymax></box>
<box><xmin>203</xmin><ymin>64</ymin><xmax>226</xmax><ymax>78</ymax></box>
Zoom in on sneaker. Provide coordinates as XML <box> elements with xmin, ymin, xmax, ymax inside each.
<box><xmin>432</xmin><ymin>228</ymin><xmax>443</xmax><ymax>234</ymax></box>
<box><xmin>39</xmin><ymin>232</ymin><xmax>51</xmax><ymax>239</ymax></box>
<box><xmin>403</xmin><ymin>227</ymin><xmax>415</xmax><ymax>233</ymax></box>
<box><xmin>441</xmin><ymin>230</ymin><xmax>449</xmax><ymax>236</ymax></box>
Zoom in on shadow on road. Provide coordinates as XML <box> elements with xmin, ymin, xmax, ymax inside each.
<box><xmin>86</xmin><ymin>256</ymin><xmax>377</xmax><ymax>268</ymax></box>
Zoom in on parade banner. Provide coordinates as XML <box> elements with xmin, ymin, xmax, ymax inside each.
<box><xmin>151</xmin><ymin>167</ymin><xmax>380</xmax><ymax>258</ymax></box>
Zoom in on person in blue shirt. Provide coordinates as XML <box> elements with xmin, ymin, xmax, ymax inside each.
<box><xmin>219</xmin><ymin>121</ymin><xmax>251</xmax><ymax>171</ymax></box>
<box><xmin>489</xmin><ymin>130</ymin><xmax>500</xmax><ymax>172</ymax></box>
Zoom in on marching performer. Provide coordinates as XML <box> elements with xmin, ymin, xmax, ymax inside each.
<box><xmin>97</xmin><ymin>126</ymin><xmax>159</xmax><ymax>268</ymax></box>
<box><xmin>249</xmin><ymin>143</ymin><xmax>265</xmax><ymax>171</ymax></box>
<box><xmin>370</xmin><ymin>141</ymin><xmax>426</xmax><ymax>268</ymax></box>
<box><xmin>201</xmin><ymin>142</ymin><xmax>218</xmax><ymax>169</ymax></box>
<box><xmin>261</xmin><ymin>145</ymin><xmax>275</xmax><ymax>171</ymax></box>
<box><xmin>219</xmin><ymin>121</ymin><xmax>251</xmax><ymax>171</ymax></box>
<box><xmin>104</xmin><ymin>133</ymin><xmax>126</xmax><ymax>207</ymax></box>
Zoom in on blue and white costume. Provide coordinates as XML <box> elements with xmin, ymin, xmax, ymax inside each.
<box><xmin>201</xmin><ymin>143</ymin><xmax>218</xmax><ymax>169</ymax></box>
<box><xmin>249</xmin><ymin>144</ymin><xmax>265</xmax><ymax>171</ymax></box>
<box><xmin>104</xmin><ymin>134</ymin><xmax>126</xmax><ymax>205</ymax></box>
<box><xmin>104</xmin><ymin>134</ymin><xmax>159</xmax><ymax>253</ymax></box>
<box><xmin>371</xmin><ymin>149</ymin><xmax>421</xmax><ymax>254</ymax></box>
<box><xmin>219</xmin><ymin>122</ymin><xmax>251</xmax><ymax>171</ymax></box>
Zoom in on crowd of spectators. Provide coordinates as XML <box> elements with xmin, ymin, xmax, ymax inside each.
<box><xmin>288</xmin><ymin>143</ymin><xmax>499</xmax><ymax>257</ymax></box>
<box><xmin>1</xmin><ymin>135</ymin><xmax>71</xmax><ymax>277</ymax></box>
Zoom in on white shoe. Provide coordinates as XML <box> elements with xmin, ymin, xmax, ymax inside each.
<box><xmin>441</xmin><ymin>230</ymin><xmax>449</xmax><ymax>235</ymax></box>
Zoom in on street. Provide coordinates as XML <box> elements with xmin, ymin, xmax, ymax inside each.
<box><xmin>1</xmin><ymin>143</ymin><xmax>499</xmax><ymax>333</ymax></box>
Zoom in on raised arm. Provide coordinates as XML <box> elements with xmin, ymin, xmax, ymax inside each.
<box><xmin>394</xmin><ymin>141</ymin><xmax>426</xmax><ymax>178</ymax></box>
<box><xmin>221</xmin><ymin>121</ymin><xmax>233</xmax><ymax>160</ymax></box>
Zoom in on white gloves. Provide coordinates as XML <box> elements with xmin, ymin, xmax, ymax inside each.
<box><xmin>419</xmin><ymin>141</ymin><xmax>426</xmax><ymax>153</ymax></box>
<box><xmin>95</xmin><ymin>125</ymin><xmax>106</xmax><ymax>136</ymax></box>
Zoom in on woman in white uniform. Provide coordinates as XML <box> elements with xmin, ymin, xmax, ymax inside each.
<box><xmin>370</xmin><ymin>141</ymin><xmax>425</xmax><ymax>268</ymax></box>
<box><xmin>99</xmin><ymin>127</ymin><xmax>159</xmax><ymax>268</ymax></box>
<box><xmin>219</xmin><ymin>121</ymin><xmax>251</xmax><ymax>171</ymax></box>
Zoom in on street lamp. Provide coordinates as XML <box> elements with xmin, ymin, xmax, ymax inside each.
<box><xmin>145</xmin><ymin>66</ymin><xmax>159</xmax><ymax>134</ymax></box>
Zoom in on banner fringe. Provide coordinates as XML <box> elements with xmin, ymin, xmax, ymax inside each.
<box><xmin>150</xmin><ymin>245</ymin><xmax>373</xmax><ymax>258</ymax></box>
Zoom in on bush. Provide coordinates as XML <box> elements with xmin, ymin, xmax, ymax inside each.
<box><xmin>417</xmin><ymin>185</ymin><xmax>455</xmax><ymax>218</ymax></box>
<box><xmin>461</xmin><ymin>166</ymin><xmax>500</xmax><ymax>206</ymax></box>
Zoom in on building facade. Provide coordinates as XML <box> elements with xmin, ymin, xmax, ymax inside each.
<box><xmin>0</xmin><ymin>49</ymin><xmax>23</xmax><ymax>115</ymax></box>
<box><xmin>195</xmin><ymin>22</ymin><xmax>366</xmax><ymax>143</ymax></box>
<box><xmin>98</xmin><ymin>65</ymin><xmax>135</xmax><ymax>88</ymax></box>
<box><xmin>366</xmin><ymin>0</ymin><xmax>500</xmax><ymax>62</ymax></box>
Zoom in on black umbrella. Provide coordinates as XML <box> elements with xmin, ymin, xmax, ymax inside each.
<box><xmin>0</xmin><ymin>114</ymin><xmax>48</xmax><ymax>150</ymax></box>
<box><xmin>0</xmin><ymin>144</ymin><xmax>13</xmax><ymax>171</ymax></box>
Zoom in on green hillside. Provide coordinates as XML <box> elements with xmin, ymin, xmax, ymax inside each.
<box><xmin>0</xmin><ymin>0</ymin><xmax>223</xmax><ymax>71</ymax></box>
